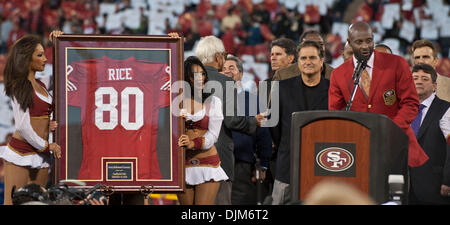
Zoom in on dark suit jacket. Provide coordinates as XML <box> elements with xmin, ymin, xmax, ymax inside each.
<box><xmin>271</xmin><ymin>75</ymin><xmax>329</xmax><ymax>184</ymax></box>
<box><xmin>410</xmin><ymin>96</ymin><xmax>450</xmax><ymax>204</ymax></box>
<box><xmin>232</xmin><ymin>91</ymin><xmax>272</xmax><ymax>168</ymax></box>
<box><xmin>204</xmin><ymin>65</ymin><xmax>257</xmax><ymax>181</ymax></box>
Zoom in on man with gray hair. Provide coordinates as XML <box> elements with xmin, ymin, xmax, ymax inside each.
<box><xmin>195</xmin><ymin>36</ymin><xmax>264</xmax><ymax>205</ymax></box>
<box><xmin>222</xmin><ymin>55</ymin><xmax>244</xmax><ymax>84</ymax></box>
<box><xmin>195</xmin><ymin>36</ymin><xmax>227</xmax><ymax>71</ymax></box>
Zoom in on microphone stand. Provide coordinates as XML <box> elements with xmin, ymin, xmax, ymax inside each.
<box><xmin>345</xmin><ymin>58</ymin><xmax>367</xmax><ymax>111</ymax></box>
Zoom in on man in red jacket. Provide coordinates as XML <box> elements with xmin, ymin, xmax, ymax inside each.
<box><xmin>328</xmin><ymin>21</ymin><xmax>428</xmax><ymax>167</ymax></box>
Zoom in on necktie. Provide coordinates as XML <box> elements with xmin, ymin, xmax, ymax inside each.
<box><xmin>411</xmin><ymin>104</ymin><xmax>425</xmax><ymax>137</ymax></box>
<box><xmin>360</xmin><ymin>69</ymin><xmax>370</xmax><ymax>97</ymax></box>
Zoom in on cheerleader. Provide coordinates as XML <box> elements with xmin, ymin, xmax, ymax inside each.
<box><xmin>177</xmin><ymin>56</ymin><xmax>228</xmax><ymax>205</ymax></box>
<box><xmin>0</xmin><ymin>35</ymin><xmax>61</xmax><ymax>205</ymax></box>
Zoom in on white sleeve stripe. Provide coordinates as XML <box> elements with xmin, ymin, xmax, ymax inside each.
<box><xmin>160</xmin><ymin>80</ymin><xmax>170</xmax><ymax>91</ymax></box>
<box><xmin>67</xmin><ymin>80</ymin><xmax>77</xmax><ymax>91</ymax></box>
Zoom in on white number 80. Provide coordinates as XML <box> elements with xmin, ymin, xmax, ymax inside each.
<box><xmin>95</xmin><ymin>87</ymin><xmax>143</xmax><ymax>130</ymax></box>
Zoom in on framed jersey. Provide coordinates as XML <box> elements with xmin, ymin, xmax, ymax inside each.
<box><xmin>53</xmin><ymin>35</ymin><xmax>184</xmax><ymax>192</ymax></box>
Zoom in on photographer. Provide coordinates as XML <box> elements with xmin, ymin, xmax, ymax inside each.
<box><xmin>12</xmin><ymin>183</ymin><xmax>106</xmax><ymax>205</ymax></box>
<box><xmin>12</xmin><ymin>183</ymin><xmax>48</xmax><ymax>205</ymax></box>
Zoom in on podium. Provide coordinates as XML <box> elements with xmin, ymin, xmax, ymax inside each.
<box><xmin>290</xmin><ymin>111</ymin><xmax>409</xmax><ymax>204</ymax></box>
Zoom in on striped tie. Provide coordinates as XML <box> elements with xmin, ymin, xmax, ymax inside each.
<box><xmin>360</xmin><ymin>69</ymin><xmax>370</xmax><ymax>97</ymax></box>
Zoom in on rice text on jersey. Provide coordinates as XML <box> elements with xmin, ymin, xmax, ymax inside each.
<box><xmin>108</xmin><ymin>68</ymin><xmax>133</xmax><ymax>81</ymax></box>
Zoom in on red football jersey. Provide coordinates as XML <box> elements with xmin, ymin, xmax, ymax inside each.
<box><xmin>67</xmin><ymin>56</ymin><xmax>170</xmax><ymax>180</ymax></box>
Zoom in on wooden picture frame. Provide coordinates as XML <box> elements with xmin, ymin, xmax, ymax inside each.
<box><xmin>53</xmin><ymin>34</ymin><xmax>184</xmax><ymax>192</ymax></box>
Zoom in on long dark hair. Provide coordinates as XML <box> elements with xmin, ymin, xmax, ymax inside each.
<box><xmin>184</xmin><ymin>56</ymin><xmax>211</xmax><ymax>103</ymax></box>
<box><xmin>3</xmin><ymin>35</ymin><xmax>43</xmax><ymax>111</ymax></box>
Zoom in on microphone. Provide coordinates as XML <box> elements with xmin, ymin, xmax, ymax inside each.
<box><xmin>352</xmin><ymin>54</ymin><xmax>368</xmax><ymax>80</ymax></box>
<box><xmin>388</xmin><ymin>174</ymin><xmax>404</xmax><ymax>205</ymax></box>
<box><xmin>345</xmin><ymin>54</ymin><xmax>368</xmax><ymax>111</ymax></box>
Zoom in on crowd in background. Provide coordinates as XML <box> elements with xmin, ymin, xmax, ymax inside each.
<box><xmin>1</xmin><ymin>0</ymin><xmax>449</xmax><ymax>82</ymax></box>
<box><xmin>0</xmin><ymin>0</ymin><xmax>449</xmax><ymax>205</ymax></box>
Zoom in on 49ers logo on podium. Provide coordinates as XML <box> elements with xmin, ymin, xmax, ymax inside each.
<box><xmin>314</xmin><ymin>143</ymin><xmax>356</xmax><ymax>177</ymax></box>
<box><xmin>316</xmin><ymin>147</ymin><xmax>354</xmax><ymax>172</ymax></box>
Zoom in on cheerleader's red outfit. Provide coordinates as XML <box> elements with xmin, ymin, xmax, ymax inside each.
<box><xmin>0</xmin><ymin>80</ymin><xmax>52</xmax><ymax>168</ymax></box>
<box><xmin>183</xmin><ymin>96</ymin><xmax>228</xmax><ymax>185</ymax></box>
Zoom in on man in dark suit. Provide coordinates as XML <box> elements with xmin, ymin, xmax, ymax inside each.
<box><xmin>222</xmin><ymin>55</ymin><xmax>272</xmax><ymax>205</ymax></box>
<box><xmin>195</xmin><ymin>36</ymin><xmax>263</xmax><ymax>205</ymax></box>
<box><xmin>266</xmin><ymin>37</ymin><xmax>298</xmax><ymax>105</ymax></box>
<box><xmin>270</xmin><ymin>41</ymin><xmax>329</xmax><ymax>204</ymax></box>
<box><xmin>328</xmin><ymin>21</ymin><xmax>428</xmax><ymax>168</ymax></box>
<box><xmin>264</xmin><ymin>37</ymin><xmax>297</xmax><ymax>200</ymax></box>
<box><xmin>409</xmin><ymin>63</ymin><xmax>450</xmax><ymax>204</ymax></box>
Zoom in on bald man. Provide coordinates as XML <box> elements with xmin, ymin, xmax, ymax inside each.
<box><xmin>375</xmin><ymin>43</ymin><xmax>392</xmax><ymax>54</ymax></box>
<box><xmin>329</xmin><ymin>21</ymin><xmax>428</xmax><ymax>168</ymax></box>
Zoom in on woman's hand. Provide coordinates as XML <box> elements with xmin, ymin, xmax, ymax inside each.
<box><xmin>168</xmin><ymin>32</ymin><xmax>186</xmax><ymax>42</ymax></box>
<box><xmin>168</xmin><ymin>32</ymin><xmax>179</xmax><ymax>38</ymax></box>
<box><xmin>49</xmin><ymin>121</ymin><xmax>58</xmax><ymax>132</ymax></box>
<box><xmin>255</xmin><ymin>113</ymin><xmax>266</xmax><ymax>127</ymax></box>
<box><xmin>49</xmin><ymin>30</ymin><xmax>64</xmax><ymax>43</ymax></box>
<box><xmin>49</xmin><ymin>143</ymin><xmax>61</xmax><ymax>159</ymax></box>
<box><xmin>178</xmin><ymin>134</ymin><xmax>194</xmax><ymax>149</ymax></box>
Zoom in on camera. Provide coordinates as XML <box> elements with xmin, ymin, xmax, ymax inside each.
<box><xmin>12</xmin><ymin>183</ymin><xmax>49</xmax><ymax>205</ymax></box>
<box><xmin>81</xmin><ymin>190</ymin><xmax>107</xmax><ymax>205</ymax></box>
<box><xmin>11</xmin><ymin>182</ymin><xmax>107</xmax><ymax>205</ymax></box>
<box><xmin>47</xmin><ymin>183</ymin><xmax>106</xmax><ymax>205</ymax></box>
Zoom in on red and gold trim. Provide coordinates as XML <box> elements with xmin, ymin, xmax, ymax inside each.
<box><xmin>7</xmin><ymin>137</ymin><xmax>39</xmax><ymax>156</ymax></box>
<box><xmin>30</xmin><ymin>115</ymin><xmax>50</xmax><ymax>119</ymax></box>
<box><xmin>185</xmin><ymin>154</ymin><xmax>221</xmax><ymax>168</ymax></box>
